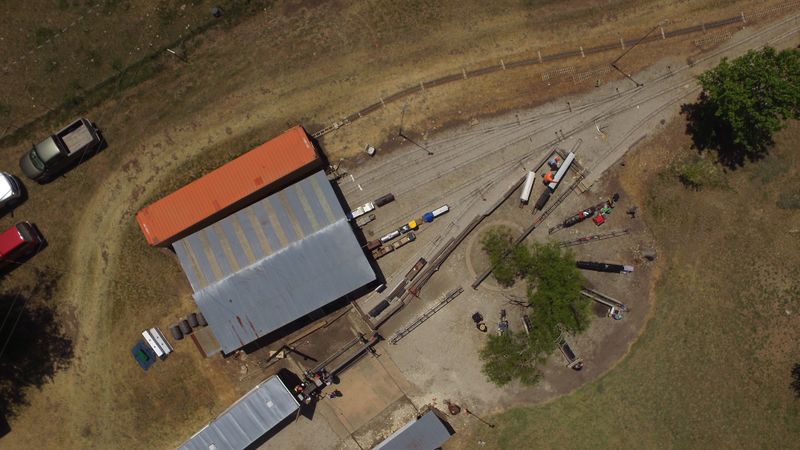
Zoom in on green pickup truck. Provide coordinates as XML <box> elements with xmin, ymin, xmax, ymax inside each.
<box><xmin>20</xmin><ymin>118</ymin><xmax>103</xmax><ymax>182</ymax></box>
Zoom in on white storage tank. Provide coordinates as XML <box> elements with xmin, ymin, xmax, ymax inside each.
<box><xmin>431</xmin><ymin>205</ymin><xmax>449</xmax><ymax>217</ymax></box>
<box><xmin>520</xmin><ymin>171</ymin><xmax>536</xmax><ymax>204</ymax></box>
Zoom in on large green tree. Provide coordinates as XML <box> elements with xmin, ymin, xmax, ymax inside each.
<box><xmin>527</xmin><ymin>243</ymin><xmax>588</xmax><ymax>336</ymax></box>
<box><xmin>684</xmin><ymin>47</ymin><xmax>800</xmax><ymax>167</ymax></box>
<box><xmin>479</xmin><ymin>238</ymin><xmax>587</xmax><ymax>386</ymax></box>
<box><xmin>481</xmin><ymin>227</ymin><xmax>516</xmax><ymax>287</ymax></box>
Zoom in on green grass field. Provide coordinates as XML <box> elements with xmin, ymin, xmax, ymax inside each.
<box><xmin>460</xmin><ymin>120</ymin><xmax>800</xmax><ymax>449</ymax></box>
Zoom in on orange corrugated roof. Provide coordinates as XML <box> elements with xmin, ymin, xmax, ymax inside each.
<box><xmin>136</xmin><ymin>126</ymin><xmax>320</xmax><ymax>246</ymax></box>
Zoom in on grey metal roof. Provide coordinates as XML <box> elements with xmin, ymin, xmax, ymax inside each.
<box><xmin>373</xmin><ymin>411</ymin><xmax>452</xmax><ymax>450</ymax></box>
<box><xmin>179</xmin><ymin>375</ymin><xmax>299</xmax><ymax>450</ymax></box>
<box><xmin>174</xmin><ymin>170</ymin><xmax>375</xmax><ymax>354</ymax></box>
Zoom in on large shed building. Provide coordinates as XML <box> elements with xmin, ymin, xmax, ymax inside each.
<box><xmin>137</xmin><ymin>127</ymin><xmax>375</xmax><ymax>354</ymax></box>
<box><xmin>173</xmin><ymin>170</ymin><xmax>374</xmax><ymax>354</ymax></box>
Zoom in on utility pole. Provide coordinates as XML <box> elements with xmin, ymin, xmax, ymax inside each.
<box><xmin>464</xmin><ymin>408</ymin><xmax>495</xmax><ymax>428</ymax></box>
<box><xmin>398</xmin><ymin>103</ymin><xmax>433</xmax><ymax>156</ymax></box>
<box><xmin>609</xmin><ymin>21</ymin><xmax>666</xmax><ymax>87</ymax></box>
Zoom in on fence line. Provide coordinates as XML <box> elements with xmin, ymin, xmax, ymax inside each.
<box><xmin>311</xmin><ymin>1</ymin><xmax>799</xmax><ymax>139</ymax></box>
<box><xmin>694</xmin><ymin>30</ymin><xmax>734</xmax><ymax>48</ymax></box>
<box><xmin>1</xmin><ymin>4</ymin><xmax>102</xmax><ymax>73</ymax></box>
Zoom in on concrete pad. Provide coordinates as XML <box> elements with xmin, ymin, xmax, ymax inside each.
<box><xmin>325</xmin><ymin>355</ymin><xmax>405</xmax><ymax>433</ymax></box>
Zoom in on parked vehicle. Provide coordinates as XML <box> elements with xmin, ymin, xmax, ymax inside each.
<box><xmin>534</xmin><ymin>190</ymin><xmax>551</xmax><ymax>211</ymax></box>
<box><xmin>422</xmin><ymin>204</ymin><xmax>450</xmax><ymax>223</ymax></box>
<box><xmin>431</xmin><ymin>205</ymin><xmax>449</xmax><ymax>217</ymax></box>
<box><xmin>379</xmin><ymin>230</ymin><xmax>401</xmax><ymax>243</ymax></box>
<box><xmin>0</xmin><ymin>172</ymin><xmax>22</xmax><ymax>209</ymax></box>
<box><xmin>0</xmin><ymin>222</ymin><xmax>42</xmax><ymax>267</ymax></box>
<box><xmin>404</xmin><ymin>257</ymin><xmax>426</xmax><ymax>281</ymax></box>
<box><xmin>20</xmin><ymin>118</ymin><xmax>103</xmax><ymax>181</ymax></box>
<box><xmin>547</xmin><ymin>152</ymin><xmax>575</xmax><ymax>191</ymax></box>
<box><xmin>349</xmin><ymin>202</ymin><xmax>375</xmax><ymax>220</ymax></box>
<box><xmin>576</xmin><ymin>260</ymin><xmax>634</xmax><ymax>274</ymax></box>
<box><xmin>398</xmin><ymin>220</ymin><xmax>417</xmax><ymax>234</ymax></box>
<box><xmin>366</xmin><ymin>240</ymin><xmax>381</xmax><ymax>251</ymax></box>
<box><xmin>372</xmin><ymin>245</ymin><xmax>394</xmax><ymax>259</ymax></box>
<box><xmin>355</xmin><ymin>213</ymin><xmax>376</xmax><ymax>227</ymax></box>
<box><xmin>374</xmin><ymin>193</ymin><xmax>395</xmax><ymax>207</ymax></box>
<box><xmin>391</xmin><ymin>232</ymin><xmax>415</xmax><ymax>250</ymax></box>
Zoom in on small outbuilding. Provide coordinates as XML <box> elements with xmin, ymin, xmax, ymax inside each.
<box><xmin>373</xmin><ymin>411</ymin><xmax>453</xmax><ymax>450</ymax></box>
<box><xmin>179</xmin><ymin>375</ymin><xmax>299</xmax><ymax>450</ymax></box>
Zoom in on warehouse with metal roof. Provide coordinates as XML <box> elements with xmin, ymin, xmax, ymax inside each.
<box><xmin>373</xmin><ymin>410</ymin><xmax>453</xmax><ymax>450</ymax></box>
<box><xmin>173</xmin><ymin>170</ymin><xmax>375</xmax><ymax>354</ymax></box>
<box><xmin>179</xmin><ymin>375</ymin><xmax>299</xmax><ymax>450</ymax></box>
<box><xmin>136</xmin><ymin>126</ymin><xmax>321</xmax><ymax>246</ymax></box>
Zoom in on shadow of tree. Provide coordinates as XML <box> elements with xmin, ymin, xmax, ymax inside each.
<box><xmin>681</xmin><ymin>93</ymin><xmax>774</xmax><ymax>170</ymax></box>
<box><xmin>792</xmin><ymin>363</ymin><xmax>800</xmax><ymax>398</ymax></box>
<box><xmin>0</xmin><ymin>269</ymin><xmax>73</xmax><ymax>421</ymax></box>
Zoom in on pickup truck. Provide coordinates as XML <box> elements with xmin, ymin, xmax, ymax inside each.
<box><xmin>20</xmin><ymin>118</ymin><xmax>103</xmax><ymax>181</ymax></box>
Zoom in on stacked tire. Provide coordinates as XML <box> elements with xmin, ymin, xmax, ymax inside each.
<box><xmin>170</xmin><ymin>311</ymin><xmax>209</xmax><ymax>344</ymax></box>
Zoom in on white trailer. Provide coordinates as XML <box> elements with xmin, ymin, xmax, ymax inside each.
<box><xmin>520</xmin><ymin>171</ymin><xmax>535</xmax><ymax>204</ymax></box>
<box><xmin>547</xmin><ymin>152</ymin><xmax>575</xmax><ymax>191</ymax></box>
<box><xmin>142</xmin><ymin>327</ymin><xmax>173</xmax><ymax>358</ymax></box>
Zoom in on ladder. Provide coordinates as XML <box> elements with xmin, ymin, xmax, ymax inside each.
<box><xmin>580</xmin><ymin>288</ymin><xmax>629</xmax><ymax>319</ymax></box>
<box><xmin>558</xmin><ymin>229</ymin><xmax>630</xmax><ymax>247</ymax></box>
<box><xmin>390</xmin><ymin>287</ymin><xmax>464</xmax><ymax>344</ymax></box>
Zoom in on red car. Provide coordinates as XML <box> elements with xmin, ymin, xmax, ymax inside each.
<box><xmin>0</xmin><ymin>222</ymin><xmax>42</xmax><ymax>268</ymax></box>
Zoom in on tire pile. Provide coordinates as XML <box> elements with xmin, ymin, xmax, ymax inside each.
<box><xmin>169</xmin><ymin>312</ymin><xmax>208</xmax><ymax>341</ymax></box>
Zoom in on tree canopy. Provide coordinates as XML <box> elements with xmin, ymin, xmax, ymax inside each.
<box><xmin>481</xmin><ymin>227</ymin><xmax>517</xmax><ymax>287</ymax></box>
<box><xmin>683</xmin><ymin>47</ymin><xmax>800</xmax><ymax>167</ymax></box>
<box><xmin>478</xmin><ymin>237</ymin><xmax>587</xmax><ymax>386</ymax></box>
